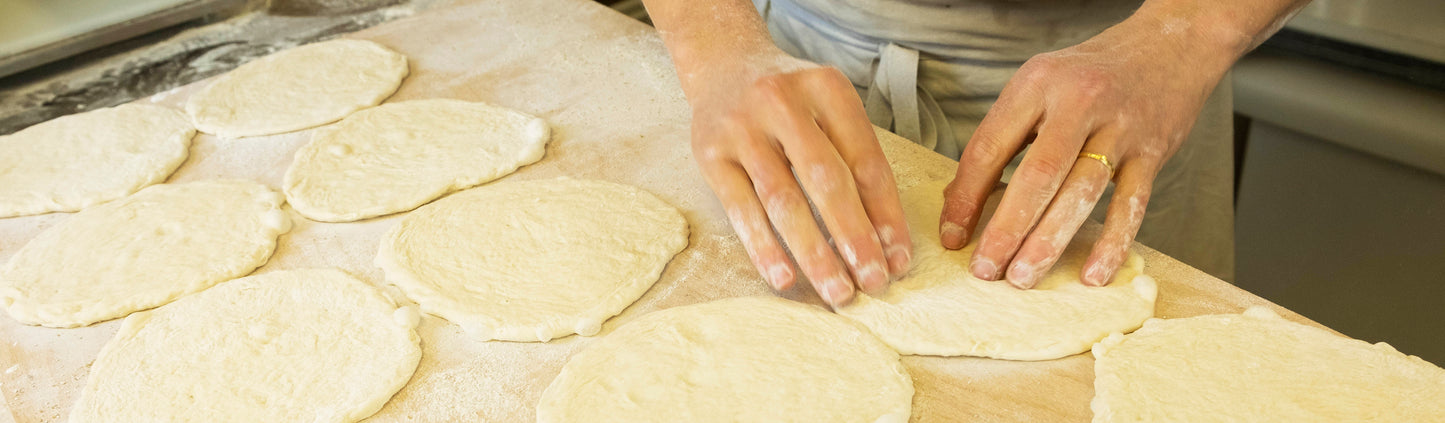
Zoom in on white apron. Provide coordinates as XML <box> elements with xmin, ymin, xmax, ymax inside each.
<box><xmin>754</xmin><ymin>0</ymin><xmax>1236</xmax><ymax>280</ymax></box>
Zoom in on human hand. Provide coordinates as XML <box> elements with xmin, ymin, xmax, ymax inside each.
<box><xmin>938</xmin><ymin>17</ymin><xmax>1232</xmax><ymax>288</ymax></box>
<box><xmin>685</xmin><ymin>49</ymin><xmax>912</xmax><ymax>306</ymax></box>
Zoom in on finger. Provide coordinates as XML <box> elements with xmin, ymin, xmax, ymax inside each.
<box><xmin>970</xmin><ymin>114</ymin><xmax>1091</xmax><ymax>281</ymax></box>
<box><xmin>940</xmin><ymin>81</ymin><xmax>1043</xmax><ymax>251</ymax></box>
<box><xmin>735</xmin><ymin>134</ymin><xmax>856</xmax><ymax>306</ymax></box>
<box><xmin>805</xmin><ymin>68</ymin><xmax>913</xmax><ymax>281</ymax></box>
<box><xmin>699</xmin><ymin>157</ymin><xmax>796</xmax><ymax>291</ymax></box>
<box><xmin>753</xmin><ymin>77</ymin><xmax>888</xmax><ymax>298</ymax></box>
<box><xmin>1004</xmin><ymin>136</ymin><xmax>1115</xmax><ymax>289</ymax></box>
<box><xmin>1082</xmin><ymin>160</ymin><xmax>1155</xmax><ymax>286</ymax></box>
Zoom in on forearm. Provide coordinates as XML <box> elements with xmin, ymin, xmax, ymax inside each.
<box><xmin>1122</xmin><ymin>0</ymin><xmax>1312</xmax><ymax>76</ymax></box>
<box><xmin>641</xmin><ymin>0</ymin><xmax>780</xmax><ymax>98</ymax></box>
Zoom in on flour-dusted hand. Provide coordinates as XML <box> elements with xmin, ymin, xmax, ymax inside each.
<box><xmin>938</xmin><ymin>1</ymin><xmax>1310</xmax><ymax>289</ymax></box>
<box><xmin>689</xmin><ymin>53</ymin><xmax>911</xmax><ymax>306</ymax></box>
<box><xmin>645</xmin><ymin>0</ymin><xmax>911</xmax><ymax>306</ymax></box>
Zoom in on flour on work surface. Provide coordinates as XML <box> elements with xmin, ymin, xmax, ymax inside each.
<box><xmin>377</xmin><ymin>177</ymin><xmax>688</xmax><ymax>342</ymax></box>
<box><xmin>0</xmin><ymin>180</ymin><xmax>290</xmax><ymax>328</ymax></box>
<box><xmin>836</xmin><ymin>180</ymin><xmax>1157</xmax><ymax>360</ymax></box>
<box><xmin>285</xmin><ymin>99</ymin><xmax>549</xmax><ymax>222</ymax></box>
<box><xmin>185</xmin><ymin>39</ymin><xmax>408</xmax><ymax>137</ymax></box>
<box><xmin>69</xmin><ymin>269</ymin><xmax>421</xmax><ymax>423</ymax></box>
<box><xmin>0</xmin><ymin>104</ymin><xmax>193</xmax><ymax>218</ymax></box>
<box><xmin>537</xmin><ymin>296</ymin><xmax>913</xmax><ymax>423</ymax></box>
<box><xmin>1092</xmin><ymin>307</ymin><xmax>1445</xmax><ymax>422</ymax></box>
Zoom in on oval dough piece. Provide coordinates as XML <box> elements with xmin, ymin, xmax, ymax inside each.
<box><xmin>0</xmin><ymin>104</ymin><xmax>193</xmax><ymax>218</ymax></box>
<box><xmin>69</xmin><ymin>268</ymin><xmax>422</xmax><ymax>423</ymax></box>
<box><xmin>1092</xmin><ymin>307</ymin><xmax>1445</xmax><ymax>422</ymax></box>
<box><xmin>185</xmin><ymin>39</ymin><xmax>408</xmax><ymax>137</ymax></box>
<box><xmin>284</xmin><ymin>99</ymin><xmax>550</xmax><ymax>222</ymax></box>
<box><xmin>0</xmin><ymin>180</ymin><xmax>290</xmax><ymax>328</ymax></box>
<box><xmin>377</xmin><ymin>178</ymin><xmax>688</xmax><ymax>342</ymax></box>
<box><xmin>536</xmin><ymin>296</ymin><xmax>914</xmax><ymax>423</ymax></box>
<box><xmin>836</xmin><ymin>180</ymin><xmax>1157</xmax><ymax>360</ymax></box>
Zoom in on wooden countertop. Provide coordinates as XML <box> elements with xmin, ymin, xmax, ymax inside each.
<box><xmin>0</xmin><ymin>0</ymin><xmax>1319</xmax><ymax>421</ymax></box>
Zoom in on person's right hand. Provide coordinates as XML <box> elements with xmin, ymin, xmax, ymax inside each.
<box><xmin>682</xmin><ymin>49</ymin><xmax>912</xmax><ymax>307</ymax></box>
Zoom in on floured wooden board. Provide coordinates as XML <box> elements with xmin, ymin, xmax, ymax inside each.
<box><xmin>0</xmin><ymin>0</ymin><xmax>1324</xmax><ymax>421</ymax></box>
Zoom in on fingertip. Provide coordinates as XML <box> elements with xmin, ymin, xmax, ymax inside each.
<box><xmin>766</xmin><ymin>264</ymin><xmax>796</xmax><ymax>291</ymax></box>
<box><xmin>857</xmin><ymin>263</ymin><xmax>889</xmax><ymax>296</ymax></box>
<box><xmin>1006</xmin><ymin>261</ymin><xmax>1039</xmax><ymax>290</ymax></box>
<box><xmin>969</xmin><ymin>255</ymin><xmax>1001</xmax><ymax>281</ymax></box>
<box><xmin>885</xmin><ymin>244</ymin><xmax>911</xmax><ymax>278</ymax></box>
<box><xmin>1082</xmin><ymin>261</ymin><xmax>1113</xmax><ymax>287</ymax></box>
<box><xmin>940</xmin><ymin>221</ymin><xmax>968</xmax><ymax>250</ymax></box>
<box><xmin>818</xmin><ymin>276</ymin><xmax>856</xmax><ymax>307</ymax></box>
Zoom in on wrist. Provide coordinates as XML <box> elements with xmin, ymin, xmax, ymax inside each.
<box><xmin>1117</xmin><ymin>5</ymin><xmax>1250</xmax><ymax>83</ymax></box>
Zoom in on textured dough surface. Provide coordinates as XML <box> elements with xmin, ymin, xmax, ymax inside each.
<box><xmin>377</xmin><ymin>177</ymin><xmax>688</xmax><ymax>342</ymax></box>
<box><xmin>69</xmin><ymin>269</ymin><xmax>422</xmax><ymax>423</ymax></box>
<box><xmin>285</xmin><ymin>99</ymin><xmax>549</xmax><ymax>222</ymax></box>
<box><xmin>1092</xmin><ymin>307</ymin><xmax>1445</xmax><ymax>422</ymax></box>
<box><xmin>0</xmin><ymin>180</ymin><xmax>290</xmax><ymax>327</ymax></box>
<box><xmin>185</xmin><ymin>39</ymin><xmax>408</xmax><ymax>137</ymax></box>
<box><xmin>836</xmin><ymin>180</ymin><xmax>1157</xmax><ymax>360</ymax></box>
<box><xmin>0</xmin><ymin>104</ymin><xmax>193</xmax><ymax>218</ymax></box>
<box><xmin>537</xmin><ymin>296</ymin><xmax>913</xmax><ymax>423</ymax></box>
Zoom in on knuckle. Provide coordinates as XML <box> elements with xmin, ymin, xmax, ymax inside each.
<box><xmin>851</xmin><ymin>161</ymin><xmax>891</xmax><ymax>186</ymax></box>
<box><xmin>965</xmin><ymin>132</ymin><xmax>1012</xmax><ymax>162</ymax></box>
<box><xmin>758</xmin><ymin>187</ymin><xmax>804</xmax><ymax>215</ymax></box>
<box><xmin>1015</xmin><ymin>157</ymin><xmax>1069</xmax><ymax>187</ymax></box>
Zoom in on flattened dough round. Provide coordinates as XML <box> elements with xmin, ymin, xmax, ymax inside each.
<box><xmin>284</xmin><ymin>99</ymin><xmax>549</xmax><ymax>222</ymax></box>
<box><xmin>836</xmin><ymin>180</ymin><xmax>1157</xmax><ymax>360</ymax></box>
<box><xmin>185</xmin><ymin>39</ymin><xmax>408</xmax><ymax>137</ymax></box>
<box><xmin>0</xmin><ymin>104</ymin><xmax>193</xmax><ymax>218</ymax></box>
<box><xmin>1092</xmin><ymin>307</ymin><xmax>1445</xmax><ymax>422</ymax></box>
<box><xmin>537</xmin><ymin>296</ymin><xmax>913</xmax><ymax>423</ymax></box>
<box><xmin>0</xmin><ymin>180</ymin><xmax>290</xmax><ymax>327</ymax></box>
<box><xmin>69</xmin><ymin>269</ymin><xmax>422</xmax><ymax>423</ymax></box>
<box><xmin>378</xmin><ymin>178</ymin><xmax>688</xmax><ymax>342</ymax></box>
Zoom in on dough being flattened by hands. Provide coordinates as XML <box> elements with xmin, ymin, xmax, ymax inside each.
<box><xmin>377</xmin><ymin>177</ymin><xmax>688</xmax><ymax>342</ymax></box>
<box><xmin>285</xmin><ymin>99</ymin><xmax>549</xmax><ymax>222</ymax></box>
<box><xmin>185</xmin><ymin>39</ymin><xmax>408</xmax><ymax>137</ymax></box>
<box><xmin>69</xmin><ymin>269</ymin><xmax>422</xmax><ymax>423</ymax></box>
<box><xmin>836</xmin><ymin>180</ymin><xmax>1157</xmax><ymax>360</ymax></box>
<box><xmin>1092</xmin><ymin>307</ymin><xmax>1445</xmax><ymax>422</ymax></box>
<box><xmin>0</xmin><ymin>104</ymin><xmax>193</xmax><ymax>218</ymax></box>
<box><xmin>0</xmin><ymin>180</ymin><xmax>290</xmax><ymax>328</ymax></box>
<box><xmin>537</xmin><ymin>296</ymin><xmax>913</xmax><ymax>423</ymax></box>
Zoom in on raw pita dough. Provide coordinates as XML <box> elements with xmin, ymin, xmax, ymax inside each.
<box><xmin>185</xmin><ymin>39</ymin><xmax>408</xmax><ymax>137</ymax></box>
<box><xmin>0</xmin><ymin>180</ymin><xmax>290</xmax><ymax>328</ymax></box>
<box><xmin>377</xmin><ymin>178</ymin><xmax>688</xmax><ymax>342</ymax></box>
<box><xmin>69</xmin><ymin>269</ymin><xmax>422</xmax><ymax>423</ymax></box>
<box><xmin>836</xmin><ymin>180</ymin><xmax>1157</xmax><ymax>360</ymax></box>
<box><xmin>1092</xmin><ymin>307</ymin><xmax>1445</xmax><ymax>422</ymax></box>
<box><xmin>536</xmin><ymin>296</ymin><xmax>913</xmax><ymax>423</ymax></box>
<box><xmin>284</xmin><ymin>99</ymin><xmax>549</xmax><ymax>222</ymax></box>
<box><xmin>0</xmin><ymin>104</ymin><xmax>193</xmax><ymax>218</ymax></box>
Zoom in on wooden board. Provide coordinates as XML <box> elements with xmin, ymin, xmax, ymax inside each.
<box><xmin>0</xmin><ymin>0</ymin><xmax>1321</xmax><ymax>421</ymax></box>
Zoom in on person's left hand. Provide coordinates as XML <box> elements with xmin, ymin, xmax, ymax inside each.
<box><xmin>937</xmin><ymin>16</ymin><xmax>1232</xmax><ymax>288</ymax></box>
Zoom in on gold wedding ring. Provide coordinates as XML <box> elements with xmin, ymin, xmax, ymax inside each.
<box><xmin>1078</xmin><ymin>152</ymin><xmax>1114</xmax><ymax>176</ymax></box>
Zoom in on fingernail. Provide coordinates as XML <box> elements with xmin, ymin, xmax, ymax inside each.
<box><xmin>1083</xmin><ymin>263</ymin><xmax>1112</xmax><ymax>286</ymax></box>
<box><xmin>1007</xmin><ymin>262</ymin><xmax>1037</xmax><ymax>289</ymax></box>
<box><xmin>885</xmin><ymin>245</ymin><xmax>912</xmax><ymax>278</ymax></box>
<box><xmin>858</xmin><ymin>263</ymin><xmax>888</xmax><ymax>295</ymax></box>
<box><xmin>819</xmin><ymin>277</ymin><xmax>855</xmax><ymax>306</ymax></box>
<box><xmin>970</xmin><ymin>257</ymin><xmax>1000</xmax><ymax>281</ymax></box>
<box><xmin>940</xmin><ymin>222</ymin><xmax>967</xmax><ymax>249</ymax></box>
<box><xmin>767</xmin><ymin>265</ymin><xmax>794</xmax><ymax>290</ymax></box>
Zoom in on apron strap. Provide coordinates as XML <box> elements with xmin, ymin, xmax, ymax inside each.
<box><xmin>865</xmin><ymin>43</ymin><xmax>955</xmax><ymax>154</ymax></box>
